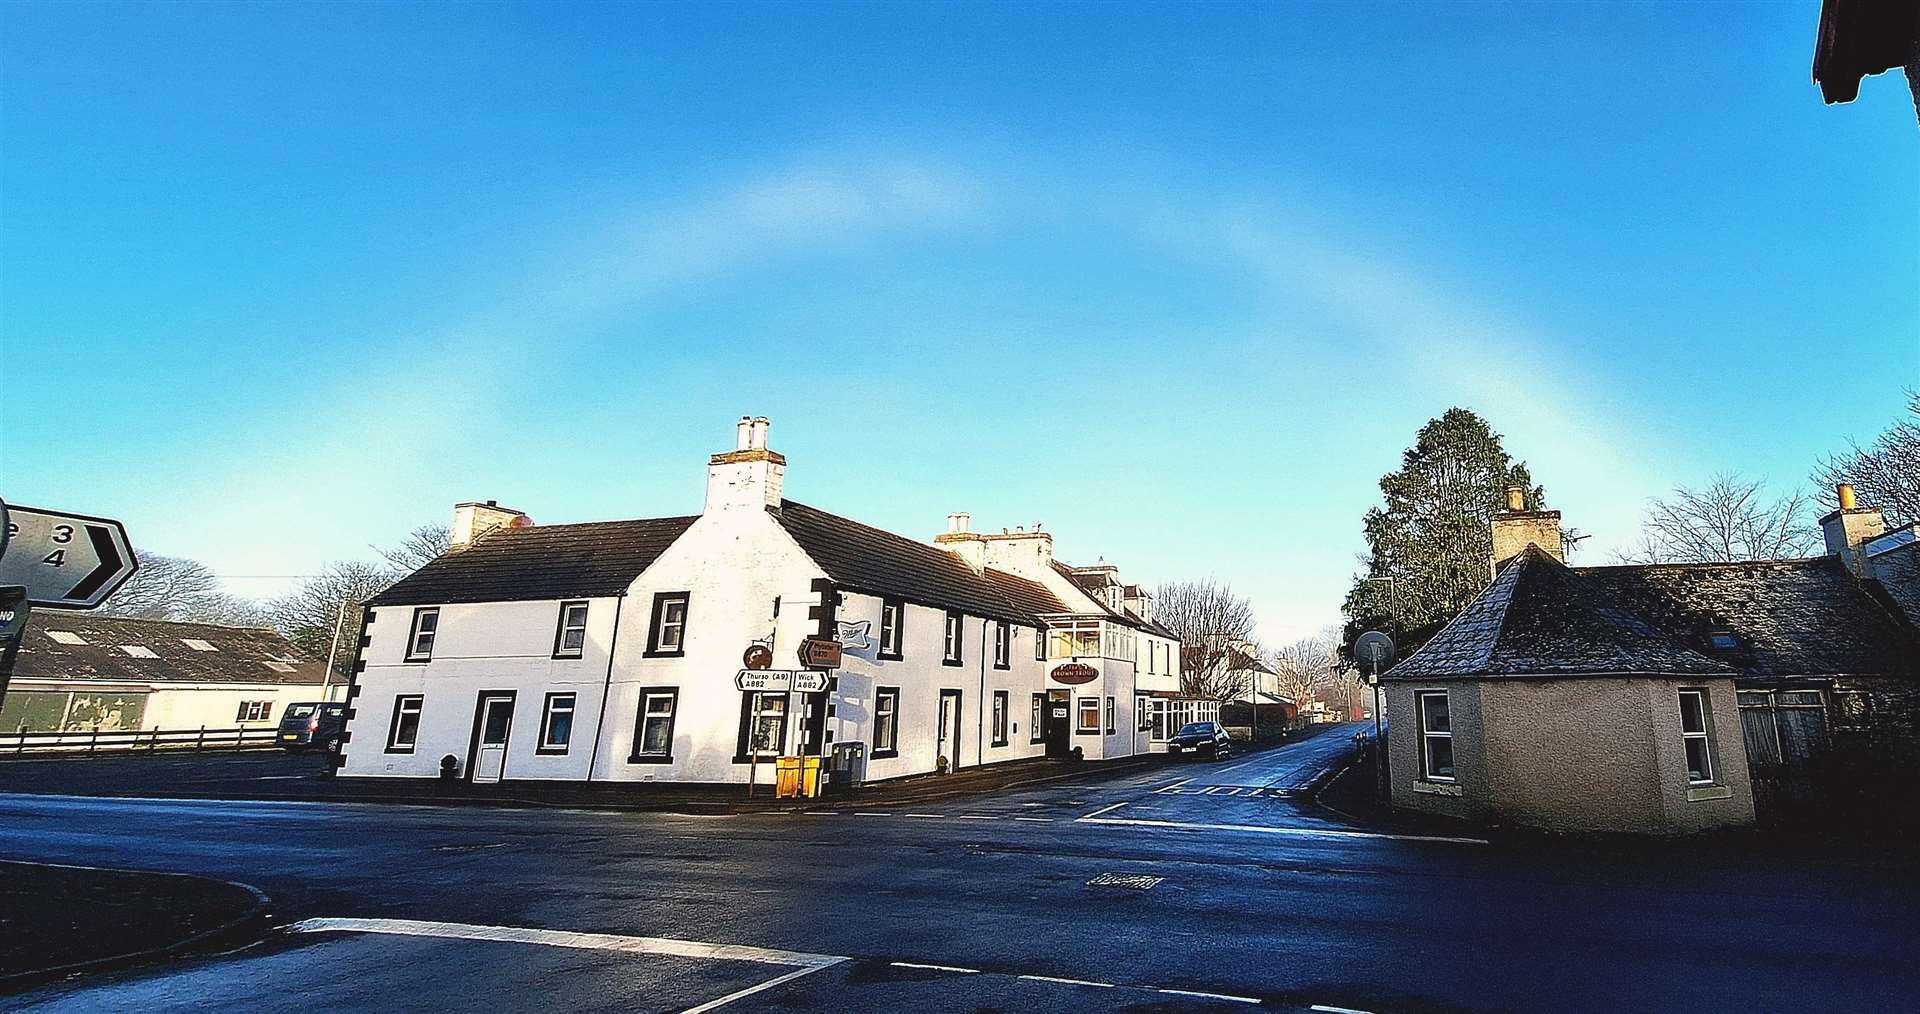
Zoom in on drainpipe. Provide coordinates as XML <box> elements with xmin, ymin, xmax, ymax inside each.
<box><xmin>978</xmin><ymin>617</ymin><xmax>989</xmax><ymax>771</ymax></box>
<box><xmin>584</xmin><ymin>592</ymin><xmax>627</xmax><ymax>784</ymax></box>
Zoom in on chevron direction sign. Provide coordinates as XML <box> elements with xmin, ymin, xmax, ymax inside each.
<box><xmin>0</xmin><ymin>500</ymin><xmax>139</xmax><ymax>609</ymax></box>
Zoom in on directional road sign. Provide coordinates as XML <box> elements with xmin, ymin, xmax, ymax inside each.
<box><xmin>735</xmin><ymin>669</ymin><xmax>832</xmax><ymax>694</ymax></box>
<box><xmin>0</xmin><ymin>502</ymin><xmax>139</xmax><ymax>609</ymax></box>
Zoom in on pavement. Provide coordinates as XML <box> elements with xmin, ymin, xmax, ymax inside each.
<box><xmin>1</xmin><ymin>722</ymin><xmax>1914</xmax><ymax>1012</ymax></box>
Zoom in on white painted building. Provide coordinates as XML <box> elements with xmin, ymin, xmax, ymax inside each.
<box><xmin>339</xmin><ymin>417</ymin><xmax>1206</xmax><ymax>787</ymax></box>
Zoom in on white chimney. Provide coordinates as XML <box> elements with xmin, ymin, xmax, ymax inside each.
<box><xmin>451</xmin><ymin>500</ymin><xmax>529</xmax><ymax>550</ymax></box>
<box><xmin>706</xmin><ymin>416</ymin><xmax>786</xmax><ymax>515</ymax></box>
<box><xmin>947</xmin><ymin>512</ymin><xmax>971</xmax><ymax>534</ymax></box>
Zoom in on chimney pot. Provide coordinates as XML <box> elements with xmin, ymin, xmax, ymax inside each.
<box><xmin>1505</xmin><ymin>485</ymin><xmax>1526</xmax><ymax>511</ymax></box>
<box><xmin>750</xmin><ymin>417</ymin><xmax>770</xmax><ymax>450</ymax></box>
<box><xmin>735</xmin><ymin>416</ymin><xmax>752</xmax><ymax>451</ymax></box>
<box><xmin>1838</xmin><ymin>483</ymin><xmax>1857</xmax><ymax>511</ymax></box>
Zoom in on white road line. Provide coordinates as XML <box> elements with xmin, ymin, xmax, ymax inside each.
<box><xmin>903</xmin><ymin>813</ymin><xmax>944</xmax><ymax>819</ymax></box>
<box><xmin>682</xmin><ymin>964</ymin><xmax>841</xmax><ymax>1013</ymax></box>
<box><xmin>891</xmin><ymin>961</ymin><xmax>979</xmax><ymax>973</ymax></box>
<box><xmin>1310</xmin><ymin>1005</ymin><xmax>1377</xmax><ymax>1014</ymax></box>
<box><xmin>286</xmin><ymin>917</ymin><xmax>845</xmax><ymax>968</ymax></box>
<box><xmin>1019</xmin><ymin>974</ymin><xmax>1114</xmax><ymax>988</ymax></box>
<box><xmin>1080</xmin><ymin>801</ymin><xmax>1130</xmax><ymax>820</ymax></box>
<box><xmin>956</xmin><ymin>815</ymin><xmax>998</xmax><ymax>820</ymax></box>
<box><xmin>803</xmin><ymin>811</ymin><xmax>840</xmax><ymax>817</ymax></box>
<box><xmin>1074</xmin><ymin>815</ymin><xmax>1488</xmax><ymax>845</ymax></box>
<box><xmin>1156</xmin><ymin>777</ymin><xmax>1194</xmax><ymax>791</ymax></box>
<box><xmin>853</xmin><ymin>812</ymin><xmax>892</xmax><ymax>817</ymax></box>
<box><xmin>1162</xmin><ymin>987</ymin><xmax>1261</xmax><ymax>1004</ymax></box>
<box><xmin>1013</xmin><ymin>816</ymin><xmax>1053</xmax><ymax>822</ymax></box>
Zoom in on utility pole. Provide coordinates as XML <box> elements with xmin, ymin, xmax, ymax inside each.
<box><xmin>318</xmin><ymin>595</ymin><xmax>350</xmax><ymax>704</ymax></box>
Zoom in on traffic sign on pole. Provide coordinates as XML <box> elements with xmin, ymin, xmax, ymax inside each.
<box><xmin>0</xmin><ymin>502</ymin><xmax>139</xmax><ymax>609</ymax></box>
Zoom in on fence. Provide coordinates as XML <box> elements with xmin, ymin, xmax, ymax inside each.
<box><xmin>0</xmin><ymin>724</ymin><xmax>282</xmax><ymax>756</ymax></box>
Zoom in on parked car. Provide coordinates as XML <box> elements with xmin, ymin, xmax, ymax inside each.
<box><xmin>278</xmin><ymin>702</ymin><xmax>346</xmax><ymax>751</ymax></box>
<box><xmin>1166</xmin><ymin>721</ymin><xmax>1232</xmax><ymax>760</ymax></box>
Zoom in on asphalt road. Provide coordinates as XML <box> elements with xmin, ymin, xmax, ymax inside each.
<box><xmin>2</xmin><ymin>724</ymin><xmax>1913</xmax><ymax>1012</ymax></box>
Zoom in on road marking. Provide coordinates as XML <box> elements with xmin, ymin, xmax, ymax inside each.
<box><xmin>1013</xmin><ymin>816</ymin><xmax>1053</xmax><ymax>822</ymax></box>
<box><xmin>1080</xmin><ymin>801</ymin><xmax>1129</xmax><ymax>820</ymax></box>
<box><xmin>287</xmin><ymin>918</ymin><xmax>848</xmax><ymax>1014</ymax></box>
<box><xmin>287</xmin><ymin>917</ymin><xmax>845</xmax><ymax>968</ymax></box>
<box><xmin>1156</xmin><ymin>777</ymin><xmax>1194</xmax><ymax>791</ymax></box>
<box><xmin>1310</xmin><ymin>1005</ymin><xmax>1377</xmax><ymax>1014</ymax></box>
<box><xmin>803</xmin><ymin>811</ymin><xmax>840</xmax><ymax>817</ymax></box>
<box><xmin>854</xmin><ymin>812</ymin><xmax>892</xmax><ymax>817</ymax></box>
<box><xmin>682</xmin><ymin>964</ymin><xmax>840</xmax><ymax>1013</ymax></box>
<box><xmin>1019</xmin><ymin>974</ymin><xmax>1114</xmax><ymax>988</ymax></box>
<box><xmin>903</xmin><ymin>813</ymin><xmax>944</xmax><ymax>819</ymax></box>
<box><xmin>956</xmin><ymin>814</ymin><xmax>997</xmax><ymax>820</ymax></box>
<box><xmin>1073</xmin><ymin>815</ymin><xmax>1489</xmax><ymax>845</ymax></box>
<box><xmin>891</xmin><ymin>961</ymin><xmax>979</xmax><ymax>973</ymax></box>
<box><xmin>1163</xmin><ymin>987</ymin><xmax>1261</xmax><ymax>1004</ymax></box>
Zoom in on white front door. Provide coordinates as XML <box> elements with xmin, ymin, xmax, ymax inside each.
<box><xmin>471</xmin><ymin>695</ymin><xmax>515</xmax><ymax>783</ymax></box>
<box><xmin>937</xmin><ymin>691</ymin><xmax>960</xmax><ymax>772</ymax></box>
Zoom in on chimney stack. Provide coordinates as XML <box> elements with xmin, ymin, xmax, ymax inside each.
<box><xmin>451</xmin><ymin>500</ymin><xmax>530</xmax><ymax>551</ymax></box>
<box><xmin>1489</xmin><ymin>485</ymin><xmax>1563</xmax><ymax>576</ymax></box>
<box><xmin>706</xmin><ymin>415</ymin><xmax>786</xmax><ymax>514</ymax></box>
<box><xmin>947</xmin><ymin>512</ymin><xmax>971</xmax><ymax>534</ymax></box>
<box><xmin>1820</xmin><ymin>482</ymin><xmax>1885</xmax><ymax>577</ymax></box>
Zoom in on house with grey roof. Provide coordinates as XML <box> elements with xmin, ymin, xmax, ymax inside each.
<box><xmin>340</xmin><ymin>417</ymin><xmax>1188</xmax><ymax>789</ymax></box>
<box><xmin>1382</xmin><ymin>484</ymin><xmax>1920</xmax><ymax>834</ymax></box>
<box><xmin>0</xmin><ymin>613</ymin><xmax>327</xmax><ymax>740</ymax></box>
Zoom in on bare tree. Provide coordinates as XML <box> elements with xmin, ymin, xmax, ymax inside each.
<box><xmin>98</xmin><ymin>551</ymin><xmax>265</xmax><ymax>626</ymax></box>
<box><xmin>1270</xmin><ymin>633</ymin><xmax>1338</xmax><ymax>707</ymax></box>
<box><xmin>267</xmin><ymin>561</ymin><xmax>393</xmax><ymax>682</ymax></box>
<box><xmin>378</xmin><ymin>524</ymin><xmax>451</xmax><ymax>573</ymax></box>
<box><xmin>1616</xmin><ymin>473</ymin><xmax>1817</xmax><ymax>564</ymax></box>
<box><xmin>1810</xmin><ymin>389</ymin><xmax>1919</xmax><ymax>527</ymax></box>
<box><xmin>1154</xmin><ymin>579</ymin><xmax>1259</xmax><ymax>701</ymax></box>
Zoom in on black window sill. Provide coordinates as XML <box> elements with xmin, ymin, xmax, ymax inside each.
<box><xmin>628</xmin><ymin>754</ymin><xmax>674</xmax><ymax>765</ymax></box>
<box><xmin>870</xmin><ymin>749</ymin><xmax>899</xmax><ymax>760</ymax></box>
<box><xmin>551</xmin><ymin>653</ymin><xmax>584</xmax><ymax>661</ymax></box>
<box><xmin>991</xmin><ymin>739</ymin><xmax>1009</xmax><ymax>748</ymax></box>
<box><xmin>536</xmin><ymin>746</ymin><xmax>571</xmax><ymax>756</ymax></box>
<box><xmin>993</xmin><ymin>663</ymin><xmax>1010</xmax><ymax>671</ymax></box>
<box><xmin>1075</xmin><ymin>729</ymin><xmax>1101</xmax><ymax>737</ymax></box>
<box><xmin>643</xmin><ymin>649</ymin><xmax>687</xmax><ymax>659</ymax></box>
<box><xmin>878</xmin><ymin>652</ymin><xmax>903</xmax><ymax>662</ymax></box>
<box><xmin>384</xmin><ymin>746</ymin><xmax>417</xmax><ymax>754</ymax></box>
<box><xmin>402</xmin><ymin>658</ymin><xmax>431</xmax><ymax>665</ymax></box>
<box><xmin>942</xmin><ymin>658</ymin><xmax>963</xmax><ymax>667</ymax></box>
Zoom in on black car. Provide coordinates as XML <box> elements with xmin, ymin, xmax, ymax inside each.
<box><xmin>1166</xmin><ymin>721</ymin><xmax>1232</xmax><ymax>760</ymax></box>
<box><xmin>278</xmin><ymin>702</ymin><xmax>346</xmax><ymax>751</ymax></box>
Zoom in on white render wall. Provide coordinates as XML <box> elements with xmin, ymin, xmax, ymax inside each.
<box><xmin>342</xmin><ymin>595</ymin><xmax>623</xmax><ymax>779</ymax></box>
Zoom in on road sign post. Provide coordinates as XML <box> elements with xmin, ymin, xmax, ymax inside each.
<box><xmin>0</xmin><ymin>586</ymin><xmax>30</xmax><ymax>708</ymax></box>
<box><xmin>1353</xmin><ymin>631</ymin><xmax>1396</xmax><ymax>804</ymax></box>
<box><xmin>0</xmin><ymin>502</ymin><xmax>138</xmax><ymax>609</ymax></box>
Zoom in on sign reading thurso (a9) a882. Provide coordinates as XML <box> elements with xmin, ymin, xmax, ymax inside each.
<box><xmin>0</xmin><ymin>500</ymin><xmax>139</xmax><ymax>609</ymax></box>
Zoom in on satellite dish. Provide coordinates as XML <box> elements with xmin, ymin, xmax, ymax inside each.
<box><xmin>1354</xmin><ymin>631</ymin><xmax>1396</xmax><ymax>670</ymax></box>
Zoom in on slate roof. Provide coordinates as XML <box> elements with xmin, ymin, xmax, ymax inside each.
<box><xmin>14</xmin><ymin>614</ymin><xmax>324</xmax><ymax>686</ymax></box>
<box><xmin>370</xmin><ymin>517</ymin><xmax>698</xmax><ymax>607</ymax></box>
<box><xmin>1573</xmin><ymin>555</ymin><xmax>1920</xmax><ymax>681</ymax></box>
<box><xmin>985</xmin><ymin>569</ymin><xmax>1073</xmax><ymax>619</ymax></box>
<box><xmin>1049</xmin><ymin>560</ymin><xmax>1173</xmax><ymax>635</ymax></box>
<box><xmin>1229</xmin><ymin>648</ymin><xmax>1276</xmax><ymax>675</ymax></box>
<box><xmin>1387</xmin><ymin>548</ymin><xmax>1735</xmax><ymax>681</ymax></box>
<box><xmin>773</xmin><ymin>501</ymin><xmax>1043</xmax><ymax>626</ymax></box>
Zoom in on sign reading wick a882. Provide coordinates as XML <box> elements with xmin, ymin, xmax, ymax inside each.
<box><xmin>0</xmin><ymin>500</ymin><xmax>139</xmax><ymax>609</ymax></box>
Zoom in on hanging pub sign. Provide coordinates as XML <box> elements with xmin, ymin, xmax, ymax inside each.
<box><xmin>1050</xmin><ymin>662</ymin><xmax>1099</xmax><ymax>685</ymax></box>
<box><xmin>797</xmin><ymin>636</ymin><xmax>842</xmax><ymax>669</ymax></box>
<box><xmin>742</xmin><ymin>643</ymin><xmax>774</xmax><ymax>670</ymax></box>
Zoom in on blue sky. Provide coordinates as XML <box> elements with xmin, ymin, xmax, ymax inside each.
<box><xmin>3</xmin><ymin>2</ymin><xmax>1915</xmax><ymax>642</ymax></box>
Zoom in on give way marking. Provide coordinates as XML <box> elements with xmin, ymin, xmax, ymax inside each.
<box><xmin>288</xmin><ymin>917</ymin><xmax>846</xmax><ymax>1012</ymax></box>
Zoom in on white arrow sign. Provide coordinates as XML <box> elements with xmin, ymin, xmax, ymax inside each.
<box><xmin>734</xmin><ymin>669</ymin><xmax>831</xmax><ymax>694</ymax></box>
<box><xmin>0</xmin><ymin>502</ymin><xmax>139</xmax><ymax>609</ymax></box>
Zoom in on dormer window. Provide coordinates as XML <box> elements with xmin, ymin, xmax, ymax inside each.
<box><xmin>1705</xmin><ymin>631</ymin><xmax>1741</xmax><ymax>651</ymax></box>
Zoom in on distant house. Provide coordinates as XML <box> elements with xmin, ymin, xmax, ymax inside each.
<box><xmin>0</xmin><ymin>614</ymin><xmax>330</xmax><ymax>735</ymax></box>
<box><xmin>1382</xmin><ymin>484</ymin><xmax>1920</xmax><ymax>835</ymax></box>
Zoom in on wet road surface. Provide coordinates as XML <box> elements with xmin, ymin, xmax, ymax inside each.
<box><xmin>2</xmin><ymin>723</ymin><xmax>1914</xmax><ymax>1012</ymax></box>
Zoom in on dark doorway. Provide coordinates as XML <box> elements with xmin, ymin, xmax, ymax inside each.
<box><xmin>937</xmin><ymin>689</ymin><xmax>962</xmax><ymax>772</ymax></box>
<box><xmin>1045</xmin><ymin>689</ymin><xmax>1072</xmax><ymax>758</ymax></box>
